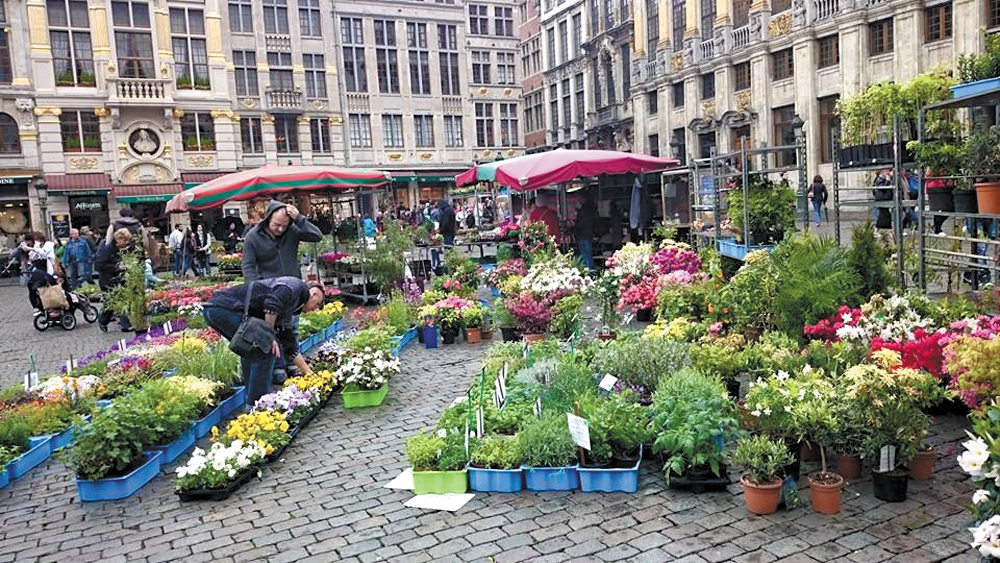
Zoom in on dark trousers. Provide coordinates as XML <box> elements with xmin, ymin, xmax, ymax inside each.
<box><xmin>203</xmin><ymin>305</ymin><xmax>276</xmax><ymax>406</ymax></box>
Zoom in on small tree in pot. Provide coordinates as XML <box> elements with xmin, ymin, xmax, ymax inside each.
<box><xmin>727</xmin><ymin>435</ymin><xmax>794</xmax><ymax>515</ymax></box>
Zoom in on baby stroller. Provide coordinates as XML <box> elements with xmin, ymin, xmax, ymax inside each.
<box><xmin>33</xmin><ymin>283</ymin><xmax>98</xmax><ymax>331</ymax></box>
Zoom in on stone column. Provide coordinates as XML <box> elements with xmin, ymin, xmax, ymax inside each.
<box><xmin>659</xmin><ymin>0</ymin><xmax>671</xmax><ymax>49</ymax></box>
<box><xmin>89</xmin><ymin>1</ymin><xmax>111</xmax><ymax>94</ymax></box>
<box><xmin>685</xmin><ymin>0</ymin><xmax>700</xmax><ymax>39</ymax></box>
<box><xmin>793</xmin><ymin>39</ymin><xmax>818</xmax><ymax>180</ymax></box>
<box><xmin>210</xmin><ymin>111</ymin><xmax>240</xmax><ymax>171</ymax></box>
<box><xmin>261</xmin><ymin>114</ymin><xmax>277</xmax><ymax>162</ymax></box>
<box><xmin>26</xmin><ymin>0</ymin><xmax>54</xmax><ymax>91</ymax></box>
<box><xmin>204</xmin><ymin>6</ymin><xmax>229</xmax><ymax>101</ymax></box>
<box><xmin>750</xmin><ymin>53</ymin><xmax>770</xmax><ymax>154</ymax></box>
<box><xmin>34</xmin><ymin>107</ymin><xmax>65</xmax><ymax>173</ymax></box>
<box><xmin>634</xmin><ymin>0</ymin><xmax>647</xmax><ymax>58</ymax></box>
<box><xmin>299</xmin><ymin>116</ymin><xmax>314</xmax><ymax>165</ymax></box>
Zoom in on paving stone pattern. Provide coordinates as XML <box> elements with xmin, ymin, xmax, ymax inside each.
<box><xmin>0</xmin><ymin>306</ymin><xmax>981</xmax><ymax>562</ymax></box>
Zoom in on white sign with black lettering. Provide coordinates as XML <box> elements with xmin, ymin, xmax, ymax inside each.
<box><xmin>475</xmin><ymin>406</ymin><xmax>484</xmax><ymax>438</ymax></box>
<box><xmin>533</xmin><ymin>397</ymin><xmax>542</xmax><ymax>417</ymax></box>
<box><xmin>566</xmin><ymin>413</ymin><xmax>591</xmax><ymax>451</ymax></box>
<box><xmin>598</xmin><ymin>374</ymin><xmax>618</xmax><ymax>391</ymax></box>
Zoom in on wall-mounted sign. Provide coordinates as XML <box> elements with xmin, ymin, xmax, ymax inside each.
<box><xmin>50</xmin><ymin>213</ymin><xmax>70</xmax><ymax>239</ymax></box>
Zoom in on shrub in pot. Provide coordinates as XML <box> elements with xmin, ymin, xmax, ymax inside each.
<box><xmin>649</xmin><ymin>368</ymin><xmax>735</xmax><ymax>485</ymax></box>
<box><xmin>406</xmin><ymin>431</ymin><xmax>468</xmax><ymax>494</ymax></box>
<box><xmin>727</xmin><ymin>435</ymin><xmax>794</xmax><ymax>515</ymax></box>
<box><xmin>795</xmin><ymin>397</ymin><xmax>845</xmax><ymax>514</ymax></box>
<box><xmin>592</xmin><ymin>335</ymin><xmax>691</xmax><ymax>396</ymax></box>
<box><xmin>0</xmin><ymin>418</ymin><xmax>31</xmax><ymax>471</ymax></box>
<box><xmin>826</xmin><ymin>399</ymin><xmax>871</xmax><ymax>480</ymax></box>
<box><xmin>505</xmin><ymin>291</ymin><xmax>553</xmax><ymax>342</ymax></box>
<box><xmin>462</xmin><ymin>305</ymin><xmax>484</xmax><ymax>343</ymax></box>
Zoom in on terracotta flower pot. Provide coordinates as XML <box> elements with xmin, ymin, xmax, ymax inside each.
<box><xmin>976</xmin><ymin>181</ymin><xmax>1000</xmax><ymax>214</ymax></box>
<box><xmin>481</xmin><ymin>328</ymin><xmax>493</xmax><ymax>340</ymax></box>
<box><xmin>809</xmin><ymin>473</ymin><xmax>844</xmax><ymax>514</ymax></box>
<box><xmin>466</xmin><ymin>327</ymin><xmax>482</xmax><ymax>344</ymax></box>
<box><xmin>800</xmin><ymin>442</ymin><xmax>820</xmax><ymax>463</ymax></box>
<box><xmin>740</xmin><ymin>475</ymin><xmax>783</xmax><ymax>515</ymax></box>
<box><xmin>836</xmin><ymin>453</ymin><xmax>862</xmax><ymax>480</ymax></box>
<box><xmin>597</xmin><ymin>332</ymin><xmax>618</xmax><ymax>341</ymax></box>
<box><xmin>908</xmin><ymin>447</ymin><xmax>936</xmax><ymax>481</ymax></box>
<box><xmin>524</xmin><ymin>333</ymin><xmax>545</xmax><ymax>343</ymax></box>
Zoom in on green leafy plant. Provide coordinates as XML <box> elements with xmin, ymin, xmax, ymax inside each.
<box><xmin>847</xmin><ymin>220</ymin><xmax>893</xmax><ymax>300</ymax></box>
<box><xmin>590</xmin><ymin>393</ymin><xmax>650</xmax><ymax>460</ymax></box>
<box><xmin>961</xmin><ymin>125</ymin><xmax>1000</xmax><ymax>183</ymax></box>
<box><xmin>549</xmin><ymin>294</ymin><xmax>583</xmax><ymax>339</ymax></box>
<box><xmin>406</xmin><ymin>431</ymin><xmax>444</xmax><ymax>471</ymax></box>
<box><xmin>346</xmin><ymin>326</ymin><xmax>395</xmax><ymax>354</ymax></box>
<box><xmin>380</xmin><ymin>292</ymin><xmax>415</xmax><ymax>335</ymax></box>
<box><xmin>592</xmin><ymin>335</ymin><xmax>691</xmax><ymax>392</ymax></box>
<box><xmin>364</xmin><ymin>221</ymin><xmax>417</xmax><ymax>296</ymax></box>
<box><xmin>461</xmin><ymin>304</ymin><xmax>484</xmax><ymax>329</ymax></box>
<box><xmin>471</xmin><ymin>434</ymin><xmax>522</xmax><ymax>469</ymax></box>
<box><xmin>726</xmin><ymin>435</ymin><xmax>794</xmax><ymax>485</ymax></box>
<box><xmin>104</xmin><ymin>249</ymin><xmax>148</xmax><ymax>329</ymax></box>
<box><xmin>958</xmin><ymin>33</ymin><xmax>1000</xmax><ymax>83</ymax></box>
<box><xmin>727</xmin><ymin>176</ymin><xmax>796</xmax><ymax>245</ymax></box>
<box><xmin>517</xmin><ymin>413</ymin><xmax>578</xmax><ymax>468</ymax></box>
<box><xmin>0</xmin><ymin>418</ymin><xmax>30</xmax><ymax>453</ymax></box>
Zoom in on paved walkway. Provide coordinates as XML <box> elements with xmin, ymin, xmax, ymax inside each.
<box><xmin>0</xmin><ymin>328</ymin><xmax>980</xmax><ymax>563</ymax></box>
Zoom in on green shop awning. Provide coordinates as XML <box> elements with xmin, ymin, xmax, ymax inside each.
<box><xmin>114</xmin><ymin>183</ymin><xmax>183</xmax><ymax>204</ymax></box>
<box><xmin>391</xmin><ymin>173</ymin><xmax>457</xmax><ymax>183</ymax></box>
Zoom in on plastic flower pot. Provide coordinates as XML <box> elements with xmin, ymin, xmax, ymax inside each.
<box><xmin>442</xmin><ymin>330</ymin><xmax>457</xmax><ymax>345</ymax></box>
<box><xmin>193</xmin><ymin>403</ymin><xmax>225</xmax><ymax>439</ymax></box>
<box><xmin>667</xmin><ymin>464</ymin><xmax>730</xmax><ymax>494</ymax></box>
<box><xmin>481</xmin><ymin>328</ymin><xmax>493</xmax><ymax>340</ymax></box>
<box><xmin>412</xmin><ymin>468</ymin><xmax>468</xmax><ymax>495</ymax></box>
<box><xmin>872</xmin><ymin>469</ymin><xmax>909</xmax><ymax>502</ymax></box>
<box><xmin>423</xmin><ymin>326</ymin><xmax>439</xmax><ymax>349</ymax></box>
<box><xmin>76</xmin><ymin>451</ymin><xmax>163</xmax><ymax>502</ymax></box>
<box><xmin>523</xmin><ymin>464</ymin><xmax>580</xmax><ymax>491</ymax></box>
<box><xmin>740</xmin><ymin>475</ymin><xmax>783</xmax><ymax>515</ymax></box>
<box><xmin>836</xmin><ymin>453</ymin><xmax>862</xmax><ymax>480</ymax></box>
<box><xmin>468</xmin><ymin>464</ymin><xmax>523</xmax><ymax>492</ymax></box>
<box><xmin>148</xmin><ymin>426</ymin><xmax>197</xmax><ymax>465</ymax></box>
<box><xmin>28</xmin><ymin>435</ymin><xmax>52</xmax><ymax>454</ymax></box>
<box><xmin>33</xmin><ymin>421</ymin><xmax>82</xmax><ymax>452</ymax></box>
<box><xmin>176</xmin><ymin>464</ymin><xmax>258</xmax><ymax>502</ymax></box>
<box><xmin>342</xmin><ymin>383</ymin><xmax>388</xmax><ymax>409</ymax></box>
<box><xmin>417</xmin><ymin>326</ymin><xmax>425</xmax><ymax>344</ymax></box>
<box><xmin>466</xmin><ymin>327</ymin><xmax>481</xmax><ymax>344</ymax></box>
<box><xmin>975</xmin><ymin>181</ymin><xmax>1000</xmax><ymax>214</ymax></box>
<box><xmin>809</xmin><ymin>473</ymin><xmax>844</xmax><ymax>514</ymax></box>
<box><xmin>96</xmin><ymin>399</ymin><xmax>114</xmax><ymax>409</ymax></box>
<box><xmin>579</xmin><ymin>445</ymin><xmax>641</xmax><ymax>493</ymax></box>
<box><xmin>951</xmin><ymin>76</ymin><xmax>1000</xmax><ymax>99</ymax></box>
<box><xmin>953</xmin><ymin>190</ymin><xmax>979</xmax><ymax>214</ymax></box>
<box><xmin>927</xmin><ymin>187</ymin><xmax>954</xmax><ymax>212</ymax></box>
<box><xmin>636</xmin><ymin>308</ymin><xmax>653</xmax><ymax>322</ymax></box>
<box><xmin>8</xmin><ymin>437</ymin><xmax>52</xmax><ymax>480</ymax></box>
<box><xmin>219</xmin><ymin>386</ymin><xmax>247</xmax><ymax>418</ymax></box>
<box><xmin>908</xmin><ymin>447</ymin><xmax>936</xmax><ymax>481</ymax></box>
<box><xmin>500</xmin><ymin>327</ymin><xmax>518</xmax><ymax>342</ymax></box>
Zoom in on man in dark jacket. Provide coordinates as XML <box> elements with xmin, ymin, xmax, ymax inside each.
<box><xmin>242</xmin><ymin>200</ymin><xmax>323</xmax><ymax>282</ymax></box>
<box><xmin>203</xmin><ymin>276</ymin><xmax>324</xmax><ymax>403</ymax></box>
<box><xmin>573</xmin><ymin>191</ymin><xmax>598</xmax><ymax>270</ymax></box>
<box><xmin>61</xmin><ymin>228</ymin><xmax>93</xmax><ymax>289</ymax></box>
<box><xmin>437</xmin><ymin>199</ymin><xmax>456</xmax><ymax>245</ymax></box>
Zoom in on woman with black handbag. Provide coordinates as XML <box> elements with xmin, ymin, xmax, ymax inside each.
<box><xmin>202</xmin><ymin>276</ymin><xmax>325</xmax><ymax>404</ymax></box>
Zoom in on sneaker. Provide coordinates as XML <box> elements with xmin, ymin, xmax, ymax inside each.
<box><xmin>33</xmin><ymin>309</ymin><xmax>42</xmax><ymax>317</ymax></box>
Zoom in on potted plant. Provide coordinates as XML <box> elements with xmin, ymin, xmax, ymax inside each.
<box><xmin>518</xmin><ymin>413</ymin><xmax>580</xmax><ymax>491</ymax></box>
<box><xmin>727</xmin><ymin>435</ymin><xmax>794</xmax><ymax>515</ymax></box>
<box><xmin>462</xmin><ymin>304</ymin><xmax>484</xmax><ymax>344</ymax></box>
<box><xmin>434</xmin><ymin>296</ymin><xmax>468</xmax><ymax>344</ymax></box>
<box><xmin>175</xmin><ymin>439</ymin><xmax>267</xmax><ymax>501</ymax></box>
<box><xmin>418</xmin><ymin>304</ymin><xmax>438</xmax><ymax>349</ymax></box>
<box><xmin>960</xmin><ymin>125</ymin><xmax>1000</xmax><ymax>214</ymax></box>
<box><xmin>104</xmin><ymin>249</ymin><xmax>150</xmax><ymax>333</ymax></box>
<box><xmin>727</xmin><ymin>176</ymin><xmax>796</xmax><ymax>246</ymax></box>
<box><xmin>650</xmin><ymin>368</ymin><xmax>734</xmax><ymax>492</ymax></box>
<box><xmin>338</xmin><ymin>348</ymin><xmax>399</xmax><ymax>408</ymax></box>
<box><xmin>579</xmin><ymin>393</ymin><xmax>650</xmax><ymax>492</ymax></box>
<box><xmin>796</xmin><ymin>398</ymin><xmax>845</xmax><ymax>514</ymax></box>
<box><xmin>407</xmin><ymin>431</ymin><xmax>468</xmax><ymax>494</ymax></box>
<box><xmin>954</xmin><ymin>33</ymin><xmax>1000</xmax><ymax>99</ymax></box>
<box><xmin>56</xmin><ymin>70</ymin><xmax>76</xmax><ymax>86</ymax></box>
<box><xmin>826</xmin><ymin>399</ymin><xmax>870</xmax><ymax>480</ymax></box>
<box><xmin>0</xmin><ymin>418</ymin><xmax>50</xmax><ymax>480</ymax></box>
<box><xmin>176</xmin><ymin>75</ymin><xmax>192</xmax><ymax>89</ymax></box>
<box><xmin>79</xmin><ymin>71</ymin><xmax>96</xmax><ymax>86</ymax></box>
<box><xmin>592</xmin><ymin>272</ymin><xmax>621</xmax><ymax>340</ymax></box>
<box><xmin>505</xmin><ymin>291</ymin><xmax>553</xmax><ymax>343</ymax></box>
<box><xmin>468</xmin><ymin>434</ymin><xmax>523</xmax><ymax>492</ymax></box>
<box><xmin>492</xmin><ymin>299</ymin><xmax>518</xmax><ymax>342</ymax></box>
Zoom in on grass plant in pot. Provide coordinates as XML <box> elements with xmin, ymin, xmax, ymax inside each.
<box><xmin>406</xmin><ymin>431</ymin><xmax>468</xmax><ymax>494</ymax></box>
<box><xmin>650</xmin><ymin>367</ymin><xmax>735</xmax><ymax>492</ymax></box>
<box><xmin>960</xmin><ymin>124</ymin><xmax>1000</xmax><ymax>214</ymax></box>
<box><xmin>727</xmin><ymin>435</ymin><xmax>794</xmax><ymax>515</ymax></box>
<box><xmin>468</xmin><ymin>434</ymin><xmax>523</xmax><ymax>492</ymax></box>
<box><xmin>518</xmin><ymin>412</ymin><xmax>580</xmax><ymax>491</ymax></box>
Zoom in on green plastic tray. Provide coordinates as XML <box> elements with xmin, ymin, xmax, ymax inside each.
<box><xmin>342</xmin><ymin>384</ymin><xmax>388</xmax><ymax>408</ymax></box>
<box><xmin>412</xmin><ymin>469</ymin><xmax>468</xmax><ymax>494</ymax></box>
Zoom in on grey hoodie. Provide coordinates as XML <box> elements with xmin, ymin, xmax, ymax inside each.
<box><xmin>242</xmin><ymin>200</ymin><xmax>323</xmax><ymax>282</ymax></box>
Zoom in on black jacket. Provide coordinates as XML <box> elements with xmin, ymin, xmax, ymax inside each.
<box><xmin>242</xmin><ymin>200</ymin><xmax>323</xmax><ymax>282</ymax></box>
<box><xmin>206</xmin><ymin>276</ymin><xmax>310</xmax><ymax>359</ymax></box>
<box><xmin>809</xmin><ymin>183</ymin><xmax>828</xmax><ymax>204</ymax></box>
<box><xmin>94</xmin><ymin>241</ymin><xmax>122</xmax><ymax>290</ymax></box>
<box><xmin>438</xmin><ymin>204</ymin><xmax>456</xmax><ymax>238</ymax></box>
<box><xmin>573</xmin><ymin>202</ymin><xmax>598</xmax><ymax>240</ymax></box>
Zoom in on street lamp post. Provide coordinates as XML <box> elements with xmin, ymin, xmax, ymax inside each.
<box><xmin>33</xmin><ymin>178</ymin><xmax>49</xmax><ymax>239</ymax></box>
<box><xmin>791</xmin><ymin>115</ymin><xmax>808</xmax><ymax>229</ymax></box>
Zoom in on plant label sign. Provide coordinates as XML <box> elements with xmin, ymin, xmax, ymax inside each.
<box><xmin>475</xmin><ymin>407</ymin><xmax>485</xmax><ymax>438</ymax></box>
<box><xmin>164</xmin><ymin>320</ymin><xmax>173</xmax><ymax>335</ymax></box>
<box><xmin>598</xmin><ymin>374</ymin><xmax>617</xmax><ymax>391</ymax></box>
<box><xmin>879</xmin><ymin>445</ymin><xmax>897</xmax><ymax>473</ymax></box>
<box><xmin>567</xmin><ymin>413</ymin><xmax>591</xmax><ymax>451</ymax></box>
<box><xmin>533</xmin><ymin>397</ymin><xmax>542</xmax><ymax>417</ymax></box>
<box><xmin>29</xmin><ymin>371</ymin><xmax>38</xmax><ymax>388</ymax></box>
<box><xmin>436</xmin><ymin>428</ymin><xmax>447</xmax><ymax>438</ymax></box>
<box><xmin>119</xmin><ymin>339</ymin><xmax>128</xmax><ymax>352</ymax></box>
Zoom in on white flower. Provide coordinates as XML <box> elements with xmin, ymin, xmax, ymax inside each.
<box><xmin>784</xmin><ymin>406</ymin><xmax>792</xmax><ymax>413</ymax></box>
<box><xmin>750</xmin><ymin>410</ymin><xmax>761</xmax><ymax>417</ymax></box>
<box><xmin>776</xmin><ymin>370</ymin><xmax>790</xmax><ymax>381</ymax></box>
<box><xmin>958</xmin><ymin>437</ymin><xmax>991</xmax><ymax>477</ymax></box>
<box><xmin>763</xmin><ymin>408</ymin><xmax>772</xmax><ymax>416</ymax></box>
<box><xmin>974</xmin><ymin>489</ymin><xmax>991</xmax><ymax>504</ymax></box>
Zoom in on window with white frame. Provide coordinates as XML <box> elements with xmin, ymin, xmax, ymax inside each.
<box><xmin>181</xmin><ymin>112</ymin><xmax>215</xmax><ymax>151</ymax></box>
<box><xmin>561</xmin><ymin>78</ymin><xmax>571</xmax><ymax>130</ymax></box>
<box><xmin>475</xmin><ymin>102</ymin><xmax>494</xmax><ymax>147</ymax></box>
<box><xmin>48</xmin><ymin>0</ymin><xmax>95</xmax><ymax>87</ymax></box>
<box><xmin>0</xmin><ymin>114</ymin><xmax>19</xmax><ymax>154</ymax></box>
<box><xmin>262</xmin><ymin>0</ymin><xmax>289</xmax><ymax>34</ymax></box>
<box><xmin>375</xmin><ymin>20</ymin><xmax>400</xmax><ymax>94</ymax></box>
<box><xmin>414</xmin><ymin>115</ymin><xmax>434</xmax><ymax>147</ymax></box>
<box><xmin>267</xmin><ymin>51</ymin><xmax>294</xmax><ymax>91</ymax></box>
<box><xmin>444</xmin><ymin>115</ymin><xmax>463</xmax><ymax>147</ymax></box>
<box><xmin>112</xmin><ymin>0</ymin><xmax>154</xmax><ymax>78</ymax></box>
<box><xmin>274</xmin><ymin>115</ymin><xmax>299</xmax><ymax>153</ymax></box>
<box><xmin>469</xmin><ymin>4</ymin><xmax>488</xmax><ymax>35</ymax></box>
<box><xmin>233</xmin><ymin>50</ymin><xmax>258</xmax><ymax>96</ymax></box>
<box><xmin>495</xmin><ymin>6</ymin><xmax>513</xmax><ymax>36</ymax></box>
<box><xmin>298</xmin><ymin>0</ymin><xmax>320</xmax><ymax>37</ymax></box>
<box><xmin>59</xmin><ymin>110</ymin><xmax>100</xmax><ymax>152</ymax></box>
<box><xmin>341</xmin><ymin>18</ymin><xmax>367</xmax><ymax>92</ymax></box>
<box><xmin>574</xmin><ymin>73</ymin><xmax>584</xmax><ymax>128</ymax></box>
<box><xmin>171</xmin><ymin>7</ymin><xmax>209</xmax><ymax>89</ymax></box>
<box><xmin>349</xmin><ymin>114</ymin><xmax>372</xmax><ymax>147</ymax></box>
<box><xmin>303</xmin><ymin>53</ymin><xmax>326</xmax><ymax>98</ymax></box>
<box><xmin>310</xmin><ymin>117</ymin><xmax>332</xmax><ymax>153</ymax></box>
<box><xmin>382</xmin><ymin>114</ymin><xmax>403</xmax><ymax>147</ymax></box>
<box><xmin>229</xmin><ymin>0</ymin><xmax>252</xmax><ymax>33</ymax></box>
<box><xmin>499</xmin><ymin>102</ymin><xmax>518</xmax><ymax>147</ymax></box>
<box><xmin>240</xmin><ymin>117</ymin><xmax>263</xmax><ymax>153</ymax></box>
<box><xmin>407</xmin><ymin>22</ymin><xmax>431</xmax><ymax>95</ymax></box>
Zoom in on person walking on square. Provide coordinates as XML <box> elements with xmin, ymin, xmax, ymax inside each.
<box><xmin>168</xmin><ymin>224</ymin><xmax>184</xmax><ymax>275</ymax></box>
<box><xmin>61</xmin><ymin>228</ymin><xmax>93</xmax><ymax>289</ymax></box>
<box><xmin>807</xmin><ymin>175</ymin><xmax>828</xmax><ymax>226</ymax></box>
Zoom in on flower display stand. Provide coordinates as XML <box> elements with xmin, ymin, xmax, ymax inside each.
<box><xmin>76</xmin><ymin>451</ymin><xmax>163</xmax><ymax>502</ymax></box>
<box><xmin>468</xmin><ymin>465</ymin><xmax>523</xmax><ymax>492</ymax></box>
<box><xmin>523</xmin><ymin>465</ymin><xmax>579</xmax><ymax>491</ymax></box>
<box><xmin>412</xmin><ymin>469</ymin><xmax>468</xmax><ymax>494</ymax></box>
<box><xmin>342</xmin><ymin>384</ymin><xmax>388</xmax><ymax>409</ymax></box>
<box><xmin>9</xmin><ymin>437</ymin><xmax>52</xmax><ymax>479</ymax></box>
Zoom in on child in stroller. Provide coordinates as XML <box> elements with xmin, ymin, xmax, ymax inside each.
<box><xmin>27</xmin><ymin>268</ymin><xmax>98</xmax><ymax>331</ymax></box>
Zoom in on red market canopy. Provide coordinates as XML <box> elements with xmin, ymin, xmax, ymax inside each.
<box><xmin>166</xmin><ymin>165</ymin><xmax>391</xmax><ymax>212</ymax></box>
<box><xmin>455</xmin><ymin>149</ymin><xmax>680</xmax><ymax>191</ymax></box>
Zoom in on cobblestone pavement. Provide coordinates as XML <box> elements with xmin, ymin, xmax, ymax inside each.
<box><xmin>0</xmin><ymin>284</ymin><xmax>125</xmax><ymax>389</ymax></box>
<box><xmin>0</xmin><ymin>329</ymin><xmax>981</xmax><ymax>562</ymax></box>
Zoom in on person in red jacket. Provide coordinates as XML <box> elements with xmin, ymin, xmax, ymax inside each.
<box><xmin>526</xmin><ymin>192</ymin><xmax>560</xmax><ymax>240</ymax></box>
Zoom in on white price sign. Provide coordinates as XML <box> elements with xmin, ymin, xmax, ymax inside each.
<box><xmin>598</xmin><ymin>374</ymin><xmax>618</xmax><ymax>391</ymax></box>
<box><xmin>567</xmin><ymin>413</ymin><xmax>591</xmax><ymax>451</ymax></box>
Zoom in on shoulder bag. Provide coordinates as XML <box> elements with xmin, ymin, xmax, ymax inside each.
<box><xmin>229</xmin><ymin>281</ymin><xmax>276</xmax><ymax>362</ymax></box>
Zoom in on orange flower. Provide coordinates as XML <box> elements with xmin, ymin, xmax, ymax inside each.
<box><xmin>722</xmin><ymin>307</ymin><xmax>730</xmax><ymax>314</ymax></box>
<box><xmin>708</xmin><ymin>304</ymin><xmax>715</xmax><ymax>314</ymax></box>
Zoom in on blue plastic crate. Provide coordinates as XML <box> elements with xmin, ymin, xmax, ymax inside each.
<box><xmin>0</xmin><ymin>467</ymin><xmax>8</xmax><ymax>490</ymax></box>
<box><xmin>578</xmin><ymin>446</ymin><xmax>642</xmax><ymax>493</ymax></box>
<box><xmin>8</xmin><ymin>437</ymin><xmax>52</xmax><ymax>480</ymax></box>
<box><xmin>522</xmin><ymin>464</ymin><xmax>580</xmax><ymax>491</ymax></box>
<box><xmin>148</xmin><ymin>426</ymin><xmax>196</xmax><ymax>465</ymax></box>
<box><xmin>193</xmin><ymin>402</ymin><xmax>224</xmax><ymax>439</ymax></box>
<box><xmin>76</xmin><ymin>451</ymin><xmax>163</xmax><ymax>502</ymax></box>
<box><xmin>468</xmin><ymin>465</ymin><xmax>523</xmax><ymax>492</ymax></box>
<box><xmin>951</xmin><ymin>77</ymin><xmax>1000</xmax><ymax>100</ymax></box>
<box><xmin>423</xmin><ymin>326</ymin><xmax>439</xmax><ymax>349</ymax></box>
<box><xmin>96</xmin><ymin>399</ymin><xmax>114</xmax><ymax>409</ymax></box>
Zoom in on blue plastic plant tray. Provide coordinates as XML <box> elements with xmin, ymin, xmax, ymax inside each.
<box><xmin>219</xmin><ymin>386</ymin><xmax>246</xmax><ymax>418</ymax></box>
<box><xmin>193</xmin><ymin>402</ymin><xmax>224</xmax><ymax>439</ymax></box>
<box><xmin>8</xmin><ymin>437</ymin><xmax>52</xmax><ymax>480</ymax></box>
<box><xmin>952</xmin><ymin>77</ymin><xmax>1000</xmax><ymax>100</ymax></box>
<box><xmin>522</xmin><ymin>464</ymin><xmax>580</xmax><ymax>491</ymax></box>
<box><xmin>148</xmin><ymin>426</ymin><xmax>196</xmax><ymax>465</ymax></box>
<box><xmin>578</xmin><ymin>446</ymin><xmax>642</xmax><ymax>493</ymax></box>
<box><xmin>76</xmin><ymin>451</ymin><xmax>163</xmax><ymax>502</ymax></box>
<box><xmin>468</xmin><ymin>465</ymin><xmax>523</xmax><ymax>492</ymax></box>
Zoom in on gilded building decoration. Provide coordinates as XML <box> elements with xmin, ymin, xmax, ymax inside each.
<box><xmin>241</xmin><ymin>98</ymin><xmax>259</xmax><ymax>109</ymax></box>
<box><xmin>260</xmin><ymin>114</ymin><xmax>275</xmax><ymax>123</ymax></box>
<box><xmin>124</xmin><ymin>167</ymin><xmax>140</xmax><ymax>183</ymax></box>
<box><xmin>477</xmin><ymin>87</ymin><xmax>488</xmax><ymax>96</ymax></box>
<box><xmin>419</xmin><ymin>152</ymin><xmax>433</xmax><ymax>161</ymax></box>
<box><xmin>702</xmin><ymin>100</ymin><xmax>716</xmax><ymax>118</ymax></box>
<box><xmin>311</xmin><ymin>100</ymin><xmax>326</xmax><ymax>110</ymax></box>
<box><xmin>160</xmin><ymin>63</ymin><xmax>170</xmax><ymax>78</ymax></box>
<box><xmin>298</xmin><ymin>116</ymin><xmax>311</xmax><ymax>124</ymax></box>
<box><xmin>172</xmin><ymin>108</ymin><xmax>185</xmax><ymax>118</ymax></box>
<box><xmin>505</xmin><ymin>149</ymin><xmax>515</xmax><ymax>157</ymax></box>
<box><xmin>210</xmin><ymin>109</ymin><xmax>237</xmax><ymax>121</ymax></box>
<box><xmin>330</xmin><ymin>115</ymin><xmax>343</xmax><ymax>125</ymax></box>
<box><xmin>107</xmin><ymin>62</ymin><xmax>117</xmax><ymax>75</ymax></box>
<box><xmin>93</xmin><ymin>107</ymin><xmax>108</xmax><ymax>118</ymax></box>
<box><xmin>768</xmin><ymin>13</ymin><xmax>792</xmax><ymax>37</ymax></box>
<box><xmin>503</xmin><ymin>88</ymin><xmax>513</xmax><ymax>96</ymax></box>
<box><xmin>735</xmin><ymin>90</ymin><xmax>752</xmax><ymax>111</ymax></box>
<box><xmin>69</xmin><ymin>157</ymin><xmax>99</xmax><ymax>170</ymax></box>
<box><xmin>187</xmin><ymin>155</ymin><xmax>214</xmax><ymax>168</ymax></box>
<box><xmin>32</xmin><ymin>107</ymin><xmax>62</xmax><ymax>117</ymax></box>
<box><xmin>671</xmin><ymin>52</ymin><xmax>684</xmax><ymax>72</ymax></box>
<box><xmin>482</xmin><ymin>149</ymin><xmax>493</xmax><ymax>157</ymax></box>
<box><xmin>387</xmin><ymin>153</ymin><xmax>403</xmax><ymax>161</ymax></box>
<box><xmin>155</xmin><ymin>166</ymin><xmax>171</xmax><ymax>182</ymax></box>
<box><xmin>118</xmin><ymin>143</ymin><xmax>129</xmax><ymax>157</ymax></box>
<box><xmin>19</xmin><ymin>130</ymin><xmax>39</xmax><ymax>140</ymax></box>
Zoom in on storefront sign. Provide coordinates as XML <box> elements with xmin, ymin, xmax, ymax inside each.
<box><xmin>50</xmin><ymin>214</ymin><xmax>71</xmax><ymax>239</ymax></box>
<box><xmin>0</xmin><ymin>177</ymin><xmax>30</xmax><ymax>185</ymax></box>
<box><xmin>116</xmin><ymin>194</ymin><xmax>173</xmax><ymax>203</ymax></box>
<box><xmin>72</xmin><ymin>198</ymin><xmax>106</xmax><ymax>212</ymax></box>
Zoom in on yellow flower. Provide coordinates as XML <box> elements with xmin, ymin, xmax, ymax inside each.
<box><xmin>210</xmin><ymin>426</ymin><xmax>219</xmax><ymax>441</ymax></box>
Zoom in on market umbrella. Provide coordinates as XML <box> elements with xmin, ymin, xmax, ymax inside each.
<box><xmin>455</xmin><ymin>149</ymin><xmax>679</xmax><ymax>191</ymax></box>
<box><xmin>166</xmin><ymin>165</ymin><xmax>391</xmax><ymax>212</ymax></box>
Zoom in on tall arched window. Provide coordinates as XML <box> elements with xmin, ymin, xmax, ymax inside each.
<box><xmin>0</xmin><ymin>114</ymin><xmax>20</xmax><ymax>154</ymax></box>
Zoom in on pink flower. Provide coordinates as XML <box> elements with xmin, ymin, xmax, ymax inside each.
<box><xmin>709</xmin><ymin>322</ymin><xmax>723</xmax><ymax>335</ymax></box>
